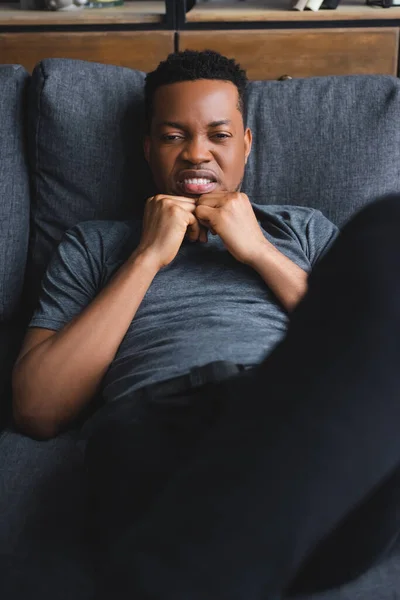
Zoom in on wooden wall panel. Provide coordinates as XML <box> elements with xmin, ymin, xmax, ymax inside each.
<box><xmin>179</xmin><ymin>29</ymin><xmax>399</xmax><ymax>80</ymax></box>
<box><xmin>0</xmin><ymin>31</ymin><xmax>174</xmax><ymax>73</ymax></box>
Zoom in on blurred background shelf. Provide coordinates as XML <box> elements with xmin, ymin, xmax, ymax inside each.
<box><xmin>186</xmin><ymin>0</ymin><xmax>400</xmax><ymax>23</ymax></box>
<box><xmin>185</xmin><ymin>0</ymin><xmax>400</xmax><ymax>22</ymax></box>
<box><xmin>1</xmin><ymin>0</ymin><xmax>400</xmax><ymax>79</ymax></box>
<box><xmin>0</xmin><ymin>1</ymin><xmax>165</xmax><ymax>25</ymax></box>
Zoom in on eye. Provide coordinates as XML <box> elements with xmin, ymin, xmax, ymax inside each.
<box><xmin>213</xmin><ymin>133</ymin><xmax>231</xmax><ymax>140</ymax></box>
<box><xmin>162</xmin><ymin>134</ymin><xmax>184</xmax><ymax>142</ymax></box>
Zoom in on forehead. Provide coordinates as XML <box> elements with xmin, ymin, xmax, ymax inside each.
<box><xmin>152</xmin><ymin>79</ymin><xmax>241</xmax><ymax>126</ymax></box>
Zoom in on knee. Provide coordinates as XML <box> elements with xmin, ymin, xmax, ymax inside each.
<box><xmin>305</xmin><ymin>193</ymin><xmax>400</xmax><ymax>315</ymax></box>
<box><xmin>336</xmin><ymin>193</ymin><xmax>400</xmax><ymax>267</ymax></box>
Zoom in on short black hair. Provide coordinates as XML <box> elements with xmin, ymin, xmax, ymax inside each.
<box><xmin>144</xmin><ymin>49</ymin><xmax>248</xmax><ymax>130</ymax></box>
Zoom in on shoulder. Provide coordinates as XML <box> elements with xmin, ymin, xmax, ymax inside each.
<box><xmin>251</xmin><ymin>203</ymin><xmax>336</xmax><ymax>236</ymax></box>
<box><xmin>61</xmin><ymin>219</ymin><xmax>141</xmax><ymax>265</ymax></box>
<box><xmin>252</xmin><ymin>203</ymin><xmax>322</xmax><ymax>226</ymax></box>
<box><xmin>251</xmin><ymin>203</ymin><xmax>339</xmax><ymax>265</ymax></box>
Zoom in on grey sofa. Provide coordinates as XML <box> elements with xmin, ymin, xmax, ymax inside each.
<box><xmin>1</xmin><ymin>59</ymin><xmax>400</xmax><ymax>600</ymax></box>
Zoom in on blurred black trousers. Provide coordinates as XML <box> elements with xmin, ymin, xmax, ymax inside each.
<box><xmin>84</xmin><ymin>194</ymin><xmax>400</xmax><ymax>600</ymax></box>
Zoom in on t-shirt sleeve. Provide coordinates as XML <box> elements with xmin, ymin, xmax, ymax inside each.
<box><xmin>305</xmin><ymin>209</ymin><xmax>340</xmax><ymax>267</ymax></box>
<box><xmin>29</xmin><ymin>225</ymin><xmax>102</xmax><ymax>332</ymax></box>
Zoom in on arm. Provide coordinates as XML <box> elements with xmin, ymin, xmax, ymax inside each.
<box><xmin>194</xmin><ymin>193</ymin><xmax>309</xmax><ymax>312</ymax></box>
<box><xmin>248</xmin><ymin>207</ymin><xmax>340</xmax><ymax>312</ymax></box>
<box><xmin>12</xmin><ymin>249</ymin><xmax>159</xmax><ymax>440</ymax></box>
<box><xmin>13</xmin><ymin>194</ymin><xmax>201</xmax><ymax>440</ymax></box>
<box><xmin>248</xmin><ymin>239</ymin><xmax>308</xmax><ymax>313</ymax></box>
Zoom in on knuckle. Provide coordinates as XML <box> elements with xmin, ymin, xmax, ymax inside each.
<box><xmin>168</xmin><ymin>203</ymin><xmax>181</xmax><ymax>215</ymax></box>
<box><xmin>154</xmin><ymin>194</ymin><xmax>172</xmax><ymax>204</ymax></box>
<box><xmin>161</xmin><ymin>198</ymin><xmax>175</xmax><ymax>211</ymax></box>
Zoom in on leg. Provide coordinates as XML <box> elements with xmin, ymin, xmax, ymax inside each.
<box><xmin>286</xmin><ymin>462</ymin><xmax>400</xmax><ymax>595</ymax></box>
<box><xmin>97</xmin><ymin>194</ymin><xmax>400</xmax><ymax>600</ymax></box>
<box><xmin>85</xmin><ymin>385</ymin><xmax>219</xmax><ymax>552</ymax></box>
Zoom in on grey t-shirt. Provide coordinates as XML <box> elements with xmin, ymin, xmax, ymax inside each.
<box><xmin>29</xmin><ymin>204</ymin><xmax>338</xmax><ymax>404</ymax></box>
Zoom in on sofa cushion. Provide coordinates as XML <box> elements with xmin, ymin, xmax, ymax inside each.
<box><xmin>0</xmin><ymin>428</ymin><xmax>94</xmax><ymax>600</ymax></box>
<box><xmin>244</xmin><ymin>75</ymin><xmax>400</xmax><ymax>227</ymax></box>
<box><xmin>0</xmin><ymin>65</ymin><xmax>30</xmax><ymax>322</ymax></box>
<box><xmin>0</xmin><ymin>65</ymin><xmax>30</xmax><ymax>426</ymax></box>
<box><xmin>27</xmin><ymin>59</ymin><xmax>156</xmax><ymax>311</ymax></box>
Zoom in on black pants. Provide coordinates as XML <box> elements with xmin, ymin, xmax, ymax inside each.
<box><xmin>84</xmin><ymin>194</ymin><xmax>400</xmax><ymax>600</ymax></box>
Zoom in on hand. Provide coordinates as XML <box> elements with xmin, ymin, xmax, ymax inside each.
<box><xmin>195</xmin><ymin>192</ymin><xmax>269</xmax><ymax>265</ymax></box>
<box><xmin>134</xmin><ymin>194</ymin><xmax>208</xmax><ymax>270</ymax></box>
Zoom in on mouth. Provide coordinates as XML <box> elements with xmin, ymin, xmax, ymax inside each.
<box><xmin>176</xmin><ymin>170</ymin><xmax>218</xmax><ymax>196</ymax></box>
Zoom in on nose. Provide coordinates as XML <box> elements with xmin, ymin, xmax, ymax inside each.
<box><xmin>180</xmin><ymin>136</ymin><xmax>212</xmax><ymax>164</ymax></box>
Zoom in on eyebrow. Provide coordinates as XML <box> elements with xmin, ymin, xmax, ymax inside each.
<box><xmin>209</xmin><ymin>120</ymin><xmax>232</xmax><ymax>127</ymax></box>
<box><xmin>157</xmin><ymin>119</ymin><xmax>232</xmax><ymax>130</ymax></box>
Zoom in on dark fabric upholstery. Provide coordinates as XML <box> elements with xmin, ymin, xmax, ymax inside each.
<box><xmin>0</xmin><ymin>65</ymin><xmax>30</xmax><ymax>322</ymax></box>
<box><xmin>0</xmin><ymin>65</ymin><xmax>30</xmax><ymax>425</ymax></box>
<box><xmin>244</xmin><ymin>76</ymin><xmax>400</xmax><ymax>227</ymax></box>
<box><xmin>0</xmin><ymin>429</ymin><xmax>95</xmax><ymax>600</ymax></box>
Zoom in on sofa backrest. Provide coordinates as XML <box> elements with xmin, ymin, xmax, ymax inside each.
<box><xmin>243</xmin><ymin>75</ymin><xmax>400</xmax><ymax>228</ymax></box>
<box><xmin>0</xmin><ymin>65</ymin><xmax>30</xmax><ymax>424</ymax></box>
<box><xmin>0</xmin><ymin>65</ymin><xmax>30</xmax><ymax>323</ymax></box>
<box><xmin>25</xmin><ymin>59</ymin><xmax>400</xmax><ymax>312</ymax></box>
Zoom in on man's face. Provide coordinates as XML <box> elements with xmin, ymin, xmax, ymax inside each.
<box><xmin>144</xmin><ymin>79</ymin><xmax>252</xmax><ymax>197</ymax></box>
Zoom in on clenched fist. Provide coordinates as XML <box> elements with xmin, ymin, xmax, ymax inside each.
<box><xmin>134</xmin><ymin>194</ymin><xmax>208</xmax><ymax>270</ymax></box>
<box><xmin>195</xmin><ymin>192</ymin><xmax>269</xmax><ymax>265</ymax></box>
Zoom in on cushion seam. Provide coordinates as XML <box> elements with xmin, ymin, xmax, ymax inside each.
<box><xmin>30</xmin><ymin>63</ymin><xmax>46</xmax><ymax>296</ymax></box>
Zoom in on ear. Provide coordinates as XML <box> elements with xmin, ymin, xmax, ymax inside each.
<box><xmin>244</xmin><ymin>128</ymin><xmax>252</xmax><ymax>165</ymax></box>
<box><xmin>143</xmin><ymin>135</ymin><xmax>151</xmax><ymax>164</ymax></box>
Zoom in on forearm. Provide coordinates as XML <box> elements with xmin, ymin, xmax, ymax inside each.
<box><xmin>248</xmin><ymin>240</ymin><xmax>308</xmax><ymax>312</ymax></box>
<box><xmin>12</xmin><ymin>250</ymin><xmax>159</xmax><ymax>439</ymax></box>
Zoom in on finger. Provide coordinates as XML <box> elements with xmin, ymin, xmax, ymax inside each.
<box><xmin>196</xmin><ymin>193</ymin><xmax>226</xmax><ymax>207</ymax></box>
<box><xmin>199</xmin><ymin>225</ymin><xmax>208</xmax><ymax>243</ymax></box>
<box><xmin>195</xmin><ymin>205</ymin><xmax>218</xmax><ymax>229</ymax></box>
<box><xmin>197</xmin><ymin>217</ymin><xmax>217</xmax><ymax>237</ymax></box>
<box><xmin>174</xmin><ymin>197</ymin><xmax>197</xmax><ymax>206</ymax></box>
<box><xmin>156</xmin><ymin>194</ymin><xmax>197</xmax><ymax>206</ymax></box>
<box><xmin>185</xmin><ymin>214</ymin><xmax>202</xmax><ymax>242</ymax></box>
<box><xmin>171</xmin><ymin>197</ymin><xmax>197</xmax><ymax>213</ymax></box>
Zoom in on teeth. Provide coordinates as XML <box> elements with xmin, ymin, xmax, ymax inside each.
<box><xmin>183</xmin><ymin>178</ymin><xmax>212</xmax><ymax>185</ymax></box>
